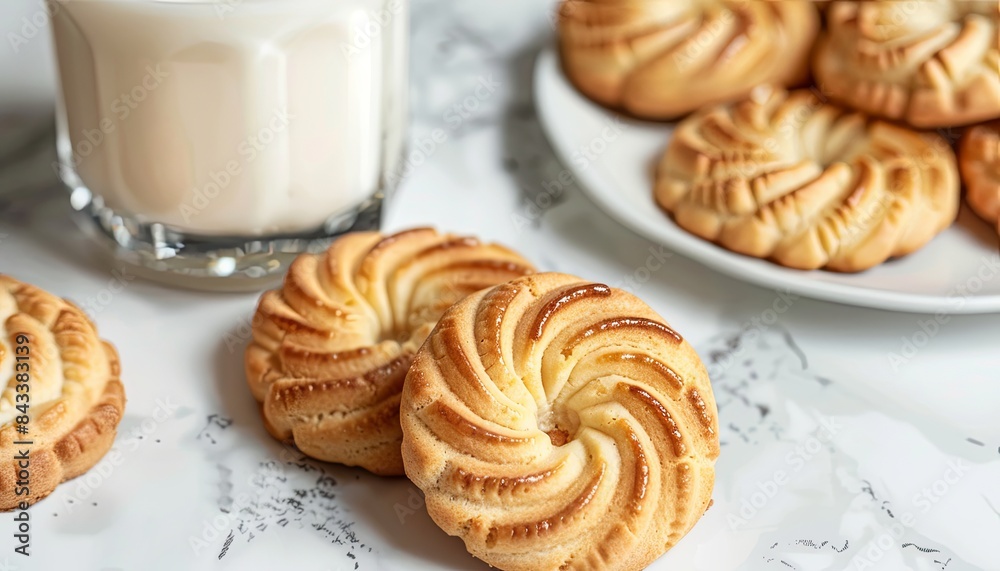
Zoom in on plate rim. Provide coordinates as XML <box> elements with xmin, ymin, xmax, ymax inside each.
<box><xmin>532</xmin><ymin>48</ymin><xmax>1000</xmax><ymax>315</ymax></box>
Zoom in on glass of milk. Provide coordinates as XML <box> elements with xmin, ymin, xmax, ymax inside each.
<box><xmin>47</xmin><ymin>0</ymin><xmax>408</xmax><ymax>289</ymax></box>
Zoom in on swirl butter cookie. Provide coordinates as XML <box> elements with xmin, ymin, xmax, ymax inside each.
<box><xmin>245</xmin><ymin>228</ymin><xmax>534</xmax><ymax>475</ymax></box>
<box><xmin>0</xmin><ymin>276</ymin><xmax>126</xmax><ymax>510</ymax></box>
<box><xmin>557</xmin><ymin>0</ymin><xmax>818</xmax><ymax>119</ymax></box>
<box><xmin>401</xmin><ymin>272</ymin><xmax>719</xmax><ymax>571</ymax></box>
<box><xmin>814</xmin><ymin>0</ymin><xmax>1000</xmax><ymax>127</ymax></box>
<box><xmin>655</xmin><ymin>87</ymin><xmax>959</xmax><ymax>272</ymax></box>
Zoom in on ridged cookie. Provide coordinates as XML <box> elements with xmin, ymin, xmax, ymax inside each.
<box><xmin>558</xmin><ymin>0</ymin><xmax>818</xmax><ymax>119</ymax></box>
<box><xmin>0</xmin><ymin>275</ymin><xmax>126</xmax><ymax>510</ymax></box>
<box><xmin>401</xmin><ymin>273</ymin><xmax>719</xmax><ymax>571</ymax></box>
<box><xmin>959</xmin><ymin>120</ymin><xmax>1000</xmax><ymax>235</ymax></box>
<box><xmin>814</xmin><ymin>0</ymin><xmax>1000</xmax><ymax>128</ymax></box>
<box><xmin>655</xmin><ymin>87</ymin><xmax>959</xmax><ymax>272</ymax></box>
<box><xmin>245</xmin><ymin>228</ymin><xmax>534</xmax><ymax>475</ymax></box>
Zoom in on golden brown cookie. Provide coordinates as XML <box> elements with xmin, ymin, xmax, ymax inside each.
<box><xmin>655</xmin><ymin>87</ymin><xmax>960</xmax><ymax>272</ymax></box>
<box><xmin>401</xmin><ymin>273</ymin><xmax>719</xmax><ymax>571</ymax></box>
<box><xmin>814</xmin><ymin>0</ymin><xmax>1000</xmax><ymax>128</ymax></box>
<box><xmin>557</xmin><ymin>0</ymin><xmax>819</xmax><ymax>120</ymax></box>
<box><xmin>245</xmin><ymin>228</ymin><xmax>534</xmax><ymax>475</ymax></box>
<box><xmin>959</xmin><ymin>120</ymin><xmax>1000</xmax><ymax>235</ymax></box>
<box><xmin>0</xmin><ymin>275</ymin><xmax>126</xmax><ymax>510</ymax></box>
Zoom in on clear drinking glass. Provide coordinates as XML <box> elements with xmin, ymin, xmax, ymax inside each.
<box><xmin>47</xmin><ymin>0</ymin><xmax>408</xmax><ymax>290</ymax></box>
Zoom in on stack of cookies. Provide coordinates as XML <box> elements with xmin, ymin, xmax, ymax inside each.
<box><xmin>558</xmin><ymin>0</ymin><xmax>1000</xmax><ymax>272</ymax></box>
<box><xmin>245</xmin><ymin>228</ymin><xmax>721</xmax><ymax>571</ymax></box>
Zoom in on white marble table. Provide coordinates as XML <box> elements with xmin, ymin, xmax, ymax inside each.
<box><xmin>1</xmin><ymin>1</ymin><xmax>998</xmax><ymax>570</ymax></box>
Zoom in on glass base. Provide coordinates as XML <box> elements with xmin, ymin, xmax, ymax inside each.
<box><xmin>65</xmin><ymin>182</ymin><xmax>384</xmax><ymax>293</ymax></box>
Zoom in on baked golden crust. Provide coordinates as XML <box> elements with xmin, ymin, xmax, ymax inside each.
<box><xmin>557</xmin><ymin>0</ymin><xmax>818</xmax><ymax>120</ymax></box>
<box><xmin>400</xmin><ymin>273</ymin><xmax>719</xmax><ymax>571</ymax></box>
<box><xmin>655</xmin><ymin>87</ymin><xmax>959</xmax><ymax>272</ymax></box>
<box><xmin>0</xmin><ymin>275</ymin><xmax>126</xmax><ymax>511</ymax></box>
<box><xmin>814</xmin><ymin>0</ymin><xmax>1000</xmax><ymax>128</ymax></box>
<box><xmin>245</xmin><ymin>228</ymin><xmax>535</xmax><ymax>475</ymax></box>
<box><xmin>959</xmin><ymin>120</ymin><xmax>1000</xmax><ymax>235</ymax></box>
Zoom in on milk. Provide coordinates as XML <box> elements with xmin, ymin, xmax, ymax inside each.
<box><xmin>49</xmin><ymin>0</ymin><xmax>407</xmax><ymax>236</ymax></box>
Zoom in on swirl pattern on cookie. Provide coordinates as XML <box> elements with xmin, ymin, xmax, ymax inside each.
<box><xmin>0</xmin><ymin>275</ymin><xmax>126</xmax><ymax>510</ymax></box>
<box><xmin>815</xmin><ymin>0</ymin><xmax>1000</xmax><ymax>127</ymax></box>
<box><xmin>245</xmin><ymin>228</ymin><xmax>534</xmax><ymax>475</ymax></box>
<box><xmin>401</xmin><ymin>273</ymin><xmax>719</xmax><ymax>571</ymax></box>
<box><xmin>655</xmin><ymin>88</ymin><xmax>959</xmax><ymax>272</ymax></box>
<box><xmin>557</xmin><ymin>0</ymin><xmax>818</xmax><ymax>119</ymax></box>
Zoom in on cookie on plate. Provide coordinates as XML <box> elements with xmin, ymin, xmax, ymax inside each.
<box><xmin>959</xmin><ymin>120</ymin><xmax>1000</xmax><ymax>235</ymax></box>
<box><xmin>655</xmin><ymin>87</ymin><xmax>959</xmax><ymax>272</ymax></box>
<box><xmin>814</xmin><ymin>1</ymin><xmax>1000</xmax><ymax>127</ymax></box>
<box><xmin>557</xmin><ymin>0</ymin><xmax>818</xmax><ymax>120</ymax></box>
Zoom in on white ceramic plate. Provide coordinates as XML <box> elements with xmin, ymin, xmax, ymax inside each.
<box><xmin>533</xmin><ymin>48</ymin><xmax>1000</xmax><ymax>314</ymax></box>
